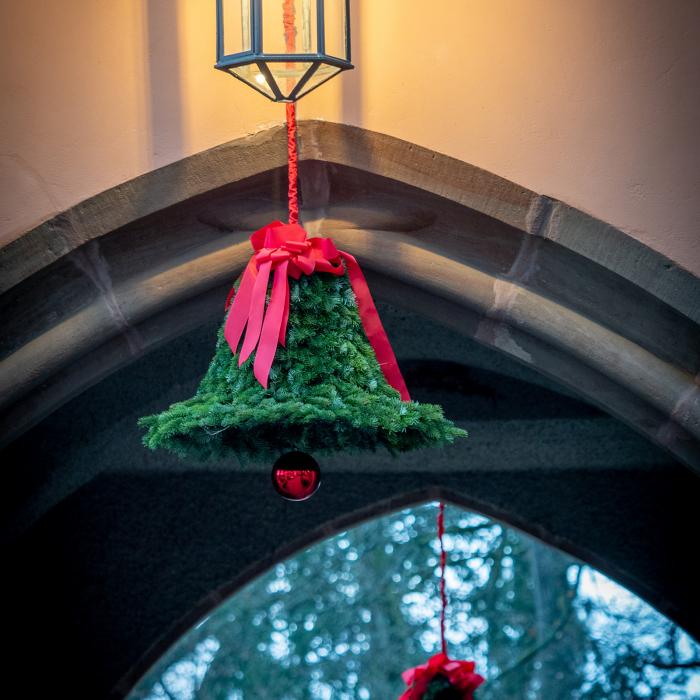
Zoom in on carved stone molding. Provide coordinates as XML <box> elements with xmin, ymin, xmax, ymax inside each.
<box><xmin>1</xmin><ymin>122</ymin><xmax>698</xmax><ymax>470</ymax></box>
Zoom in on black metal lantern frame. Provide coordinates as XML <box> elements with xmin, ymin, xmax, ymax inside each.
<box><xmin>215</xmin><ymin>0</ymin><xmax>353</xmax><ymax>102</ymax></box>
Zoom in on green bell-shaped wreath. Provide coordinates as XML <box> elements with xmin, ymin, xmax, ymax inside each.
<box><xmin>139</xmin><ymin>221</ymin><xmax>465</xmax><ymax>462</ymax></box>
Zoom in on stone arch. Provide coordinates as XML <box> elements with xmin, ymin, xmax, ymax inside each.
<box><xmin>3</xmin><ymin>216</ymin><xmax>698</xmax><ymax>697</ymax></box>
<box><xmin>1</xmin><ymin>121</ymin><xmax>698</xmax><ymax>468</ymax></box>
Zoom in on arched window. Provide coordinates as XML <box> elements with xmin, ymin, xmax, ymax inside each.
<box><xmin>126</xmin><ymin>502</ymin><xmax>700</xmax><ymax>699</ymax></box>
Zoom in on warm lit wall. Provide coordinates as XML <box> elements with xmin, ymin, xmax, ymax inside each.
<box><xmin>1</xmin><ymin>1</ymin><xmax>698</xmax><ymax>273</ymax></box>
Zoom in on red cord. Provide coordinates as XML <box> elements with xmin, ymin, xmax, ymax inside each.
<box><xmin>286</xmin><ymin>102</ymin><xmax>299</xmax><ymax>224</ymax></box>
<box><xmin>438</xmin><ymin>501</ymin><xmax>448</xmax><ymax>656</ymax></box>
<box><xmin>283</xmin><ymin>0</ymin><xmax>299</xmax><ymax>224</ymax></box>
<box><xmin>283</xmin><ymin>0</ymin><xmax>296</xmax><ymax>52</ymax></box>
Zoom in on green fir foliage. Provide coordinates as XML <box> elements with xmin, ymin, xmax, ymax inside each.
<box><xmin>139</xmin><ymin>272</ymin><xmax>466</xmax><ymax>461</ymax></box>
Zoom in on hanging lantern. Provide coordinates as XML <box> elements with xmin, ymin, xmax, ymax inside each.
<box><xmin>215</xmin><ymin>0</ymin><xmax>353</xmax><ymax>102</ymax></box>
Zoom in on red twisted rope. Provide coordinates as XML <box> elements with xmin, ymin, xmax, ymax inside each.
<box><xmin>283</xmin><ymin>0</ymin><xmax>299</xmax><ymax>224</ymax></box>
<box><xmin>282</xmin><ymin>0</ymin><xmax>296</xmax><ymax>51</ymax></box>
<box><xmin>438</xmin><ymin>501</ymin><xmax>448</xmax><ymax>656</ymax></box>
<box><xmin>286</xmin><ymin>103</ymin><xmax>299</xmax><ymax>224</ymax></box>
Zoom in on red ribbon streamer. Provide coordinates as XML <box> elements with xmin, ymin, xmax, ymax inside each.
<box><xmin>224</xmin><ymin>221</ymin><xmax>410</xmax><ymax>401</ymax></box>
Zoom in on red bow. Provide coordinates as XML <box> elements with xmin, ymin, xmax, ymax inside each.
<box><xmin>399</xmin><ymin>653</ymin><xmax>484</xmax><ymax>700</ymax></box>
<box><xmin>224</xmin><ymin>221</ymin><xmax>410</xmax><ymax>400</ymax></box>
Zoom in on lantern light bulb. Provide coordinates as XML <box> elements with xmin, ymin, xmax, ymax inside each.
<box><xmin>255</xmin><ymin>73</ymin><xmax>267</xmax><ymax>86</ymax></box>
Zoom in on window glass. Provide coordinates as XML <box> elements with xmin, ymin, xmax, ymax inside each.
<box><xmin>127</xmin><ymin>503</ymin><xmax>700</xmax><ymax>699</ymax></box>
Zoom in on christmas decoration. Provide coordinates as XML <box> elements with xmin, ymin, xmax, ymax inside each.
<box><xmin>271</xmin><ymin>451</ymin><xmax>321</xmax><ymax>501</ymax></box>
<box><xmin>398</xmin><ymin>504</ymin><xmax>484</xmax><ymax>699</ymax></box>
<box><xmin>138</xmin><ymin>246</ymin><xmax>465</xmax><ymax>461</ymax></box>
<box><xmin>138</xmin><ymin>0</ymin><xmax>466</xmax><ymax>464</ymax></box>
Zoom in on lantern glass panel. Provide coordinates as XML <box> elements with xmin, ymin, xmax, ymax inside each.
<box><xmin>267</xmin><ymin>61</ymin><xmax>315</xmax><ymax>99</ymax></box>
<box><xmin>295</xmin><ymin>64</ymin><xmax>342</xmax><ymax>99</ymax></box>
<box><xmin>227</xmin><ymin>63</ymin><xmax>277</xmax><ymax>99</ymax></box>
<box><xmin>262</xmin><ymin>0</ymin><xmax>317</xmax><ymax>55</ymax></box>
<box><xmin>323</xmin><ymin>0</ymin><xmax>348</xmax><ymax>60</ymax></box>
<box><xmin>222</xmin><ymin>0</ymin><xmax>251</xmax><ymax>56</ymax></box>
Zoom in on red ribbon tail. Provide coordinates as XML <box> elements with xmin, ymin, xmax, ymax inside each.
<box><xmin>254</xmin><ymin>261</ymin><xmax>290</xmax><ymax>388</ymax></box>
<box><xmin>340</xmin><ymin>252</ymin><xmax>411</xmax><ymax>401</ymax></box>
<box><xmin>224</xmin><ymin>257</ymin><xmax>257</xmax><ymax>355</ymax></box>
<box><xmin>239</xmin><ymin>259</ymin><xmax>272</xmax><ymax>365</ymax></box>
<box><xmin>224</xmin><ymin>286</ymin><xmax>235</xmax><ymax>311</ymax></box>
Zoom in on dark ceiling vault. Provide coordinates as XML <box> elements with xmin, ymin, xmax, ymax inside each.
<box><xmin>1</xmin><ymin>121</ymin><xmax>698</xmax><ymax>698</ymax></box>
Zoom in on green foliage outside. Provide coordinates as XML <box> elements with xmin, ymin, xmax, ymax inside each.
<box><xmin>139</xmin><ymin>274</ymin><xmax>465</xmax><ymax>461</ymax></box>
<box><xmin>128</xmin><ymin>504</ymin><xmax>700</xmax><ymax>700</ymax></box>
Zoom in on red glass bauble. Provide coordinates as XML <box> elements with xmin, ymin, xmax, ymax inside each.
<box><xmin>271</xmin><ymin>451</ymin><xmax>321</xmax><ymax>501</ymax></box>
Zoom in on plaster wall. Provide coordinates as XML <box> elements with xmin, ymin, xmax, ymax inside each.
<box><xmin>1</xmin><ymin>1</ymin><xmax>698</xmax><ymax>272</ymax></box>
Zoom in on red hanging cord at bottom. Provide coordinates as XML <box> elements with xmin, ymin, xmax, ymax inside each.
<box><xmin>438</xmin><ymin>501</ymin><xmax>448</xmax><ymax>656</ymax></box>
<box><xmin>397</xmin><ymin>502</ymin><xmax>484</xmax><ymax>699</ymax></box>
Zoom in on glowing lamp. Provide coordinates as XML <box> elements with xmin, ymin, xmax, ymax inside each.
<box><xmin>215</xmin><ymin>0</ymin><xmax>353</xmax><ymax>102</ymax></box>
